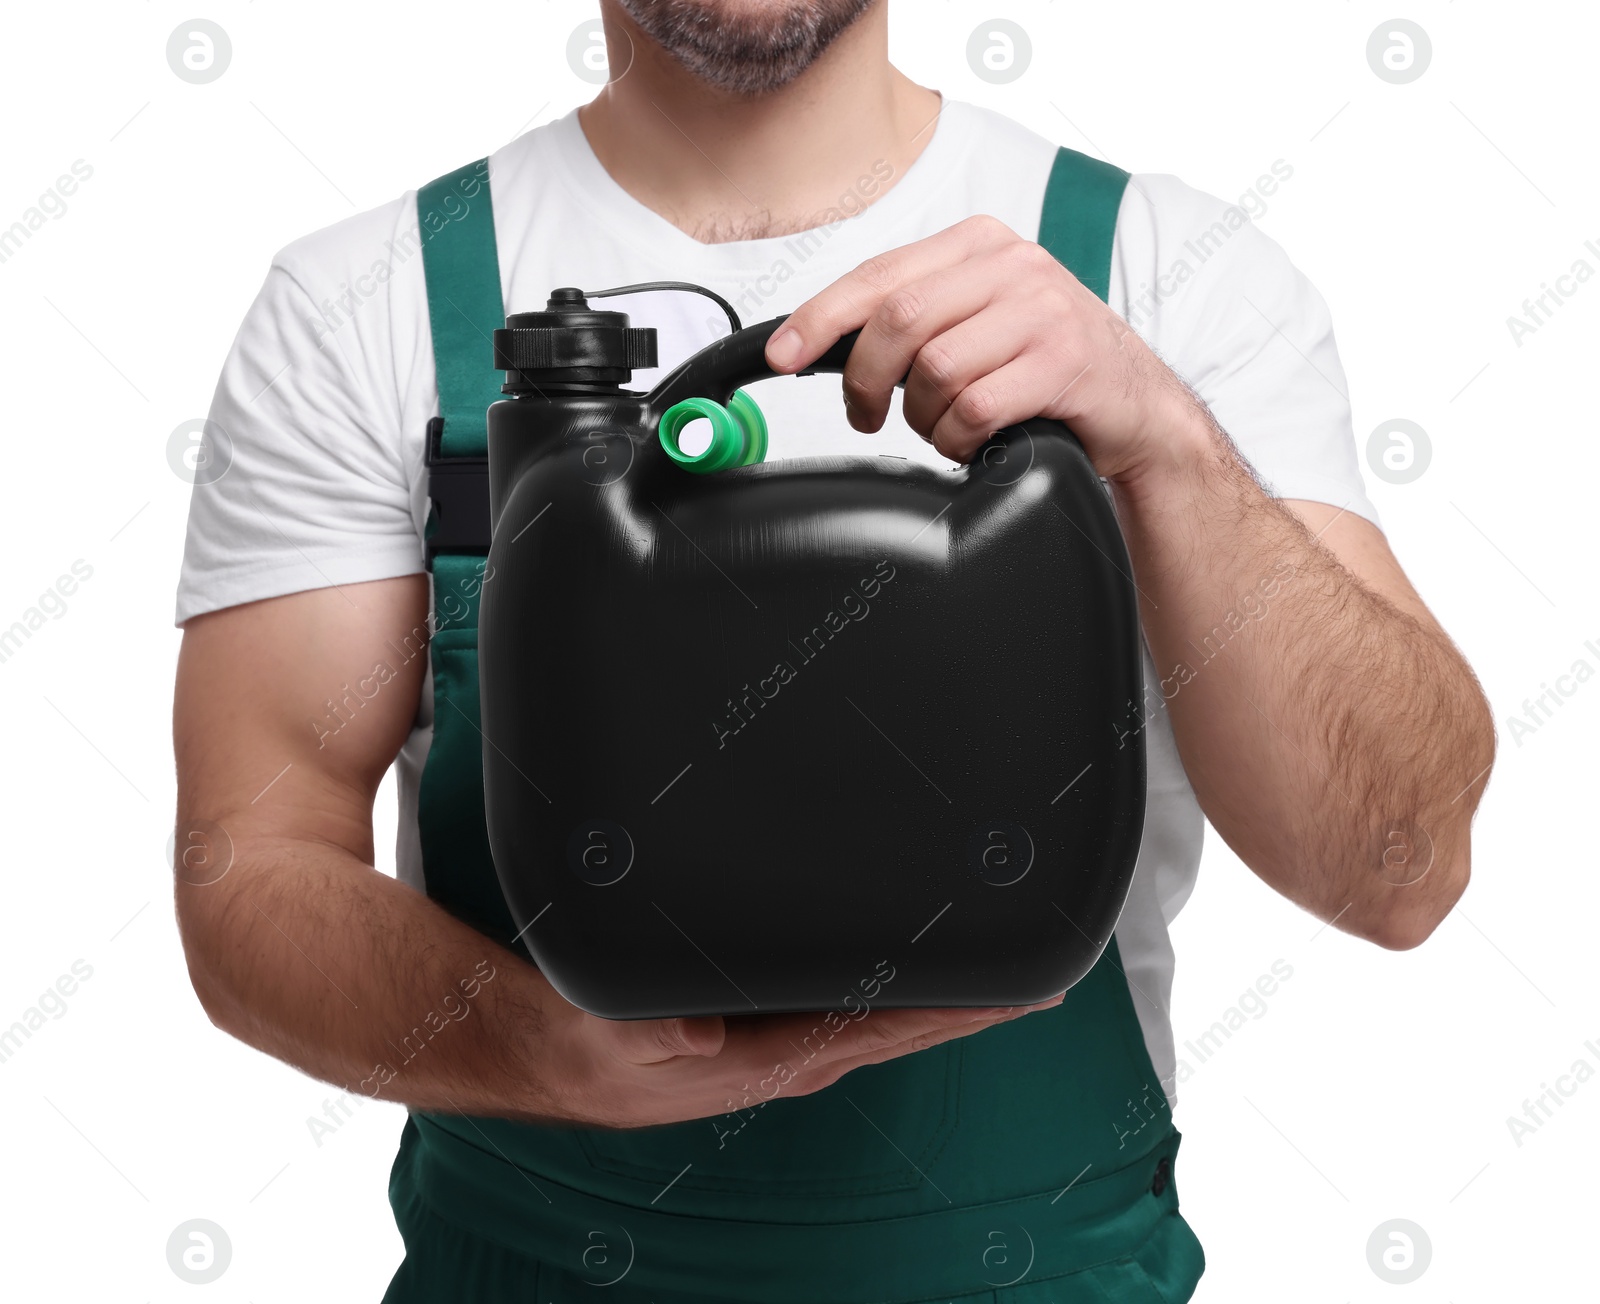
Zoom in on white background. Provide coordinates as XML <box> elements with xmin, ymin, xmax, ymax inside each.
<box><xmin>0</xmin><ymin>1</ymin><xmax>1594</xmax><ymax>1300</ymax></box>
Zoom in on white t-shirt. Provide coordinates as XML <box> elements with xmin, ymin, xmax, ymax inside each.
<box><xmin>176</xmin><ymin>98</ymin><xmax>1379</xmax><ymax>1105</ymax></box>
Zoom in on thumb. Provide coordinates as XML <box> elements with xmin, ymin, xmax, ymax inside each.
<box><xmin>613</xmin><ymin>1014</ymin><xmax>727</xmax><ymax>1064</ymax></box>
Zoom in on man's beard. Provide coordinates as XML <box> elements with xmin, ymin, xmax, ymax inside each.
<box><xmin>615</xmin><ymin>0</ymin><xmax>877</xmax><ymax>94</ymax></box>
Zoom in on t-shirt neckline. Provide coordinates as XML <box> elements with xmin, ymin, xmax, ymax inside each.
<box><xmin>538</xmin><ymin>94</ymin><xmax>963</xmax><ymax>276</ymax></box>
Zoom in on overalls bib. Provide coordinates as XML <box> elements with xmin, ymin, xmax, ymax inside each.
<box><xmin>382</xmin><ymin>147</ymin><xmax>1205</xmax><ymax>1304</ymax></box>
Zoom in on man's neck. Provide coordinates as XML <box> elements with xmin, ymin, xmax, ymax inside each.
<box><xmin>578</xmin><ymin>3</ymin><xmax>941</xmax><ymax>244</ymax></box>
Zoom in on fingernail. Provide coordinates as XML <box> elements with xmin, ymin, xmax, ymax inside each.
<box><xmin>767</xmin><ymin>328</ymin><xmax>802</xmax><ymax>369</ymax></box>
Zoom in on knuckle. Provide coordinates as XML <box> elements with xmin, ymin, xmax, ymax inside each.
<box><xmin>963</xmin><ymin>213</ymin><xmax>1009</xmax><ymax>241</ymax></box>
<box><xmin>954</xmin><ymin>382</ymin><xmax>1000</xmax><ymax>429</ymax></box>
<box><xmin>1000</xmin><ymin>239</ymin><xmax>1051</xmax><ymax>280</ymax></box>
<box><xmin>779</xmin><ymin>304</ymin><xmax>816</xmax><ymax>337</ymax></box>
<box><xmin>841</xmin><ymin>371</ymin><xmax>877</xmax><ymax>406</ymax></box>
<box><xmin>652</xmin><ymin>1018</ymin><xmax>691</xmax><ymax>1058</ymax></box>
<box><xmin>855</xmin><ymin>254</ymin><xmax>900</xmax><ymax>294</ymax></box>
<box><xmin>1024</xmin><ymin>238</ymin><xmax>1057</xmax><ymax>267</ymax></box>
<box><xmin>916</xmin><ymin>341</ymin><xmax>958</xmax><ymax>390</ymax></box>
<box><xmin>879</xmin><ymin>286</ymin><xmax>928</xmax><ymax>336</ymax></box>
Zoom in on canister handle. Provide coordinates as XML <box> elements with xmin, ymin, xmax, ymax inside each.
<box><xmin>646</xmin><ymin>315</ymin><xmax>900</xmax><ymax>420</ymax></box>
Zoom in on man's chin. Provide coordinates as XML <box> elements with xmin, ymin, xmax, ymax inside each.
<box><xmin>615</xmin><ymin>0</ymin><xmax>877</xmax><ymax>95</ymax></box>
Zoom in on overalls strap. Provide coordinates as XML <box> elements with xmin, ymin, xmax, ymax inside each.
<box><xmin>414</xmin><ymin>158</ymin><xmax>520</xmax><ymax>941</ymax></box>
<box><xmin>1040</xmin><ymin>145</ymin><xmax>1129</xmax><ymax>303</ymax></box>
<box><xmin>418</xmin><ymin>158</ymin><xmax>502</xmax><ymax>459</ymax></box>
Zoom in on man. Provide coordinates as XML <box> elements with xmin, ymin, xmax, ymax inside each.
<box><xmin>172</xmin><ymin>2</ymin><xmax>1495</xmax><ymax>1300</ymax></box>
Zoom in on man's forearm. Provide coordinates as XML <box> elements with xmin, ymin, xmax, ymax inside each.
<box><xmin>176</xmin><ymin>826</ymin><xmax>561</xmax><ymax>1121</ymax></box>
<box><xmin>1109</xmin><ymin>399</ymin><xmax>1495</xmax><ymax>947</ymax></box>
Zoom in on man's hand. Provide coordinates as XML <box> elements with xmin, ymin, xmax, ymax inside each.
<box><xmin>767</xmin><ymin>217</ymin><xmax>1495</xmax><ymax>951</ymax></box>
<box><xmin>545</xmin><ymin>996</ymin><xmax>1060</xmax><ymax>1128</ymax></box>
<box><xmin>174</xmin><ymin>577</ymin><xmax>1060</xmax><ymax>1128</ymax></box>
<box><xmin>764</xmin><ymin>214</ymin><xmax>1191</xmax><ymax>480</ymax></box>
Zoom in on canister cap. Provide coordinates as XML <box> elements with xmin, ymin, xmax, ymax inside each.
<box><xmin>493</xmin><ymin>288</ymin><xmax>658</xmax><ymax>390</ymax></box>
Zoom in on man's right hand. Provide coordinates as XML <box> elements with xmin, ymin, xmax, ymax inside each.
<box><xmin>173</xmin><ymin>576</ymin><xmax>1060</xmax><ymax>1130</ymax></box>
<box><xmin>543</xmin><ymin>995</ymin><xmax>1062</xmax><ymax>1128</ymax></box>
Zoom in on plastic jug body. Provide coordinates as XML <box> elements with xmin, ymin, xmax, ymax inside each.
<box><xmin>480</xmin><ymin>386</ymin><xmax>1146</xmax><ymax>1018</ymax></box>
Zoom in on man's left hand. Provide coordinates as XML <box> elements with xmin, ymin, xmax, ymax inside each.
<box><xmin>764</xmin><ymin>215</ymin><xmax>1201</xmax><ymax>481</ymax></box>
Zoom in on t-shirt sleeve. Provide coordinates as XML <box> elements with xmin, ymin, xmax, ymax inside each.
<box><xmin>174</xmin><ymin>219</ymin><xmax>425</xmax><ymax>625</ymax></box>
<box><xmin>1114</xmin><ymin>174</ymin><xmax>1381</xmax><ymax>530</ymax></box>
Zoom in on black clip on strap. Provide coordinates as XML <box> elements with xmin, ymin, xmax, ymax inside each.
<box><xmin>423</xmin><ymin>417</ymin><xmax>491</xmax><ymax>569</ymax></box>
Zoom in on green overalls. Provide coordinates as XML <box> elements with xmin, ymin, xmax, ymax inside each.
<box><xmin>382</xmin><ymin>146</ymin><xmax>1205</xmax><ymax>1304</ymax></box>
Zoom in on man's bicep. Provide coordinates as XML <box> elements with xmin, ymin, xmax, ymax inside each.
<box><xmin>174</xmin><ymin>575</ymin><xmax>431</xmax><ymax>857</ymax></box>
<box><xmin>1129</xmin><ymin>177</ymin><xmax>1382</xmax><ymax>536</ymax></box>
<box><xmin>176</xmin><ymin>256</ymin><xmax>422</xmax><ymax>628</ymax></box>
